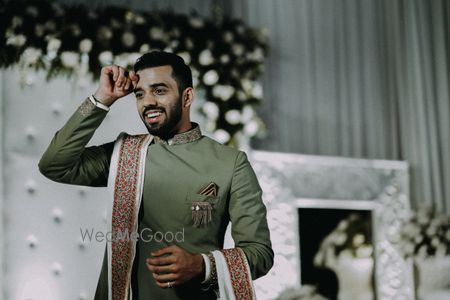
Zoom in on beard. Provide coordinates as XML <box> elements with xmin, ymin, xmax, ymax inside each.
<box><xmin>142</xmin><ymin>96</ymin><xmax>183</xmax><ymax>139</ymax></box>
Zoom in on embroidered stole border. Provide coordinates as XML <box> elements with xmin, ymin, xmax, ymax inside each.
<box><xmin>221</xmin><ymin>248</ymin><xmax>255</xmax><ymax>299</ymax></box>
<box><xmin>110</xmin><ymin>134</ymin><xmax>151</xmax><ymax>300</ymax></box>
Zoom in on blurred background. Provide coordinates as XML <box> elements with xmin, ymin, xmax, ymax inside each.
<box><xmin>1</xmin><ymin>0</ymin><xmax>449</xmax><ymax>299</ymax></box>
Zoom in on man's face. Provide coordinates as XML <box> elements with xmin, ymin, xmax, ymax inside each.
<box><xmin>134</xmin><ymin>66</ymin><xmax>183</xmax><ymax>138</ymax></box>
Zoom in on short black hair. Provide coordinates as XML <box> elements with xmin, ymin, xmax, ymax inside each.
<box><xmin>134</xmin><ymin>51</ymin><xmax>193</xmax><ymax>94</ymax></box>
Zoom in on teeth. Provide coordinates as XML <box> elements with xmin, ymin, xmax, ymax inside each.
<box><xmin>147</xmin><ymin>111</ymin><xmax>162</xmax><ymax>118</ymax></box>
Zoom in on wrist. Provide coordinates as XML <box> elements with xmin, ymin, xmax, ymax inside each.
<box><xmin>196</xmin><ymin>253</ymin><xmax>205</xmax><ymax>278</ymax></box>
<box><xmin>93</xmin><ymin>92</ymin><xmax>115</xmax><ymax>107</ymax></box>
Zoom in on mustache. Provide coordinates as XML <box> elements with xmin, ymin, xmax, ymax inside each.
<box><xmin>143</xmin><ymin>106</ymin><xmax>166</xmax><ymax>115</ymax></box>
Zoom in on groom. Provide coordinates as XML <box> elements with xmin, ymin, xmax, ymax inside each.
<box><xmin>39</xmin><ymin>51</ymin><xmax>273</xmax><ymax>299</ymax></box>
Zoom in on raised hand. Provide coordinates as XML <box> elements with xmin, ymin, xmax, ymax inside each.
<box><xmin>93</xmin><ymin>65</ymin><xmax>139</xmax><ymax>107</ymax></box>
<box><xmin>146</xmin><ymin>245</ymin><xmax>204</xmax><ymax>288</ymax></box>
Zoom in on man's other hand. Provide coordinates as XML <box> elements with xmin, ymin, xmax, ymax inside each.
<box><xmin>93</xmin><ymin>65</ymin><xmax>139</xmax><ymax>106</ymax></box>
<box><xmin>146</xmin><ymin>245</ymin><xmax>204</xmax><ymax>288</ymax></box>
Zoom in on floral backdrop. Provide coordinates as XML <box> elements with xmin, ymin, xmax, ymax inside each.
<box><xmin>0</xmin><ymin>0</ymin><xmax>269</xmax><ymax>145</ymax></box>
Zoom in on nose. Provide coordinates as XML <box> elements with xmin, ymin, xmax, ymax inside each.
<box><xmin>142</xmin><ymin>94</ymin><xmax>158</xmax><ymax>107</ymax></box>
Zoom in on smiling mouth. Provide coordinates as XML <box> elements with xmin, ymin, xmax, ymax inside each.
<box><xmin>144</xmin><ymin>109</ymin><xmax>164</xmax><ymax>124</ymax></box>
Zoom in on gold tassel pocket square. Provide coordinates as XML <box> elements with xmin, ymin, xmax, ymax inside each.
<box><xmin>191</xmin><ymin>201</ymin><xmax>213</xmax><ymax>227</ymax></box>
<box><xmin>191</xmin><ymin>182</ymin><xmax>219</xmax><ymax>227</ymax></box>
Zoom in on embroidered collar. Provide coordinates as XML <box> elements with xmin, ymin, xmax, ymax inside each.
<box><xmin>153</xmin><ymin>123</ymin><xmax>202</xmax><ymax>145</ymax></box>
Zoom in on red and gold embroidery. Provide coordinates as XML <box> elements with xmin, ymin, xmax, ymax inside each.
<box><xmin>222</xmin><ymin>248</ymin><xmax>255</xmax><ymax>300</ymax></box>
<box><xmin>111</xmin><ymin>134</ymin><xmax>149</xmax><ymax>300</ymax></box>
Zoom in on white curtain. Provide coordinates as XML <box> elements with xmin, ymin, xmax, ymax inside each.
<box><xmin>228</xmin><ymin>0</ymin><xmax>450</xmax><ymax>213</ymax></box>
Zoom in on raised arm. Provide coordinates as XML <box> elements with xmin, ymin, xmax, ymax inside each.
<box><xmin>38</xmin><ymin>65</ymin><xmax>139</xmax><ymax>186</ymax></box>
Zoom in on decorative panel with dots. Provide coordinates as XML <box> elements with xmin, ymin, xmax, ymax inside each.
<box><xmin>1</xmin><ymin>67</ymin><xmax>146</xmax><ymax>299</ymax></box>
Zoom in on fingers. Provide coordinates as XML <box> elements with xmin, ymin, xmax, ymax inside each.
<box><xmin>154</xmin><ymin>278</ymin><xmax>177</xmax><ymax>289</ymax></box>
<box><xmin>152</xmin><ymin>272</ymin><xmax>178</xmax><ymax>283</ymax></box>
<box><xmin>152</xmin><ymin>245</ymin><xmax>179</xmax><ymax>257</ymax></box>
<box><xmin>147</xmin><ymin>255</ymin><xmax>175</xmax><ymax>266</ymax></box>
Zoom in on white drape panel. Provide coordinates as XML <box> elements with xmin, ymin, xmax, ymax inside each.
<box><xmin>229</xmin><ymin>0</ymin><xmax>450</xmax><ymax>212</ymax></box>
<box><xmin>378</xmin><ymin>0</ymin><xmax>450</xmax><ymax>212</ymax></box>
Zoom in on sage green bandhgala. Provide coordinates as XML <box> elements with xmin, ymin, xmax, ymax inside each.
<box><xmin>39</xmin><ymin>98</ymin><xmax>274</xmax><ymax>299</ymax></box>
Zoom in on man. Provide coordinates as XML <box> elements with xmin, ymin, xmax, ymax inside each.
<box><xmin>39</xmin><ymin>51</ymin><xmax>273</xmax><ymax>299</ymax></box>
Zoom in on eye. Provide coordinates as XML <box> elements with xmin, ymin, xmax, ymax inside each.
<box><xmin>154</xmin><ymin>88</ymin><xmax>166</xmax><ymax>95</ymax></box>
<box><xmin>135</xmin><ymin>92</ymin><xmax>143</xmax><ymax>98</ymax></box>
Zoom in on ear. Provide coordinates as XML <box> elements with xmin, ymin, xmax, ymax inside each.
<box><xmin>182</xmin><ymin>87</ymin><xmax>194</xmax><ymax>108</ymax></box>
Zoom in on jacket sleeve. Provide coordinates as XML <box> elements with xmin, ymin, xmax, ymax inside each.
<box><xmin>228</xmin><ymin>151</ymin><xmax>274</xmax><ymax>279</ymax></box>
<box><xmin>38</xmin><ymin>98</ymin><xmax>114</xmax><ymax>187</ymax></box>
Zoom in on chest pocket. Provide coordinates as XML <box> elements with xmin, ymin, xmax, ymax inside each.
<box><xmin>185</xmin><ymin>192</ymin><xmax>223</xmax><ymax>227</ymax></box>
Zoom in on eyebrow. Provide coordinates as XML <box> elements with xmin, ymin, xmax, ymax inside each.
<box><xmin>134</xmin><ymin>83</ymin><xmax>169</xmax><ymax>93</ymax></box>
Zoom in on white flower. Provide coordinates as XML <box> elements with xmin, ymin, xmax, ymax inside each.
<box><xmin>97</xmin><ymin>26</ymin><xmax>113</xmax><ymax>40</ymax></box>
<box><xmin>220</xmin><ymin>54</ymin><xmax>230</xmax><ymax>64</ymax></box>
<box><xmin>135</xmin><ymin>14</ymin><xmax>146</xmax><ymax>25</ymax></box>
<box><xmin>170</xmin><ymin>40</ymin><xmax>179</xmax><ymax>49</ymax></box>
<box><xmin>241</xmin><ymin>79</ymin><xmax>263</xmax><ymax>98</ymax></box>
<box><xmin>189</xmin><ymin>67</ymin><xmax>199</xmax><ymax>87</ymax></box>
<box><xmin>79</xmin><ymin>39</ymin><xmax>92</xmax><ymax>53</ymax></box>
<box><xmin>35</xmin><ymin>24</ymin><xmax>45</xmax><ymax>37</ymax></box>
<box><xmin>426</xmin><ymin>226</ymin><xmax>437</xmax><ymax>237</ymax></box>
<box><xmin>213</xmin><ymin>129</ymin><xmax>230</xmax><ymax>144</ymax></box>
<box><xmin>247</xmin><ymin>47</ymin><xmax>264</xmax><ymax>62</ymax></box>
<box><xmin>140</xmin><ymin>44</ymin><xmax>150</xmax><ymax>53</ymax></box>
<box><xmin>223</xmin><ymin>31</ymin><xmax>234</xmax><ymax>43</ymax></box>
<box><xmin>149</xmin><ymin>27</ymin><xmax>164</xmax><ymax>40</ymax></box>
<box><xmin>237</xmin><ymin>91</ymin><xmax>247</xmax><ymax>101</ymax></box>
<box><xmin>199</xmin><ymin>49</ymin><xmax>214</xmax><ymax>66</ymax></box>
<box><xmin>26</xmin><ymin>6</ymin><xmax>39</xmax><ymax>17</ymax></box>
<box><xmin>417</xmin><ymin>209</ymin><xmax>430</xmax><ymax>225</ymax></box>
<box><xmin>445</xmin><ymin>230</ymin><xmax>450</xmax><ymax>241</ymax></box>
<box><xmin>185</xmin><ymin>38</ymin><xmax>194</xmax><ymax>50</ymax></box>
<box><xmin>431</xmin><ymin>237</ymin><xmax>440</xmax><ymax>248</ymax></box>
<box><xmin>244</xmin><ymin>119</ymin><xmax>260</xmax><ymax>136</ymax></box>
<box><xmin>333</xmin><ymin>232</ymin><xmax>347</xmax><ymax>246</ymax></box>
<box><xmin>241</xmin><ymin>106</ymin><xmax>254</xmax><ymax>123</ymax></box>
<box><xmin>22</xmin><ymin>47</ymin><xmax>42</xmax><ymax>65</ymax></box>
<box><xmin>125</xmin><ymin>11</ymin><xmax>135</xmax><ymax>23</ymax></box>
<box><xmin>402</xmin><ymin>242</ymin><xmax>415</xmax><ymax>256</ymax></box>
<box><xmin>417</xmin><ymin>245</ymin><xmax>428</xmax><ymax>258</ymax></box>
<box><xmin>337</xmin><ymin>220</ymin><xmax>349</xmax><ymax>231</ymax></box>
<box><xmin>232</xmin><ymin>43</ymin><xmax>245</xmax><ymax>57</ymax></box>
<box><xmin>121</xmin><ymin>31</ymin><xmax>136</xmax><ymax>48</ymax></box>
<box><xmin>225</xmin><ymin>110</ymin><xmax>241</xmax><ymax>125</ymax></box>
<box><xmin>11</xmin><ymin>16</ymin><xmax>23</xmax><ymax>28</ymax></box>
<box><xmin>205</xmin><ymin>120</ymin><xmax>216</xmax><ymax>132</ymax></box>
<box><xmin>71</xmin><ymin>24</ymin><xmax>81</xmax><ymax>37</ymax></box>
<box><xmin>6</xmin><ymin>34</ymin><xmax>27</xmax><ymax>47</ymax></box>
<box><xmin>47</xmin><ymin>38</ymin><xmax>61</xmax><ymax>52</ymax></box>
<box><xmin>45</xmin><ymin>20</ymin><xmax>56</xmax><ymax>31</ymax></box>
<box><xmin>356</xmin><ymin>245</ymin><xmax>373</xmax><ymax>258</ymax></box>
<box><xmin>114</xmin><ymin>53</ymin><xmax>129</xmax><ymax>68</ymax></box>
<box><xmin>60</xmin><ymin>51</ymin><xmax>79</xmax><ymax>68</ymax></box>
<box><xmin>127</xmin><ymin>53</ymin><xmax>141</xmax><ymax>66</ymax></box>
<box><xmin>212</xmin><ymin>85</ymin><xmax>235</xmax><ymax>101</ymax></box>
<box><xmin>177</xmin><ymin>52</ymin><xmax>191</xmax><ymax>64</ymax></box>
<box><xmin>202</xmin><ymin>102</ymin><xmax>219</xmax><ymax>120</ymax></box>
<box><xmin>352</xmin><ymin>233</ymin><xmax>365</xmax><ymax>247</ymax></box>
<box><xmin>189</xmin><ymin>17</ymin><xmax>204</xmax><ymax>28</ymax></box>
<box><xmin>203</xmin><ymin>70</ymin><xmax>219</xmax><ymax>86</ymax></box>
<box><xmin>251</xmin><ymin>82</ymin><xmax>263</xmax><ymax>98</ymax></box>
<box><xmin>99</xmin><ymin>51</ymin><xmax>113</xmax><ymax>66</ymax></box>
<box><xmin>414</xmin><ymin>235</ymin><xmax>423</xmax><ymax>244</ymax></box>
<box><xmin>313</xmin><ymin>251</ymin><xmax>324</xmax><ymax>266</ymax></box>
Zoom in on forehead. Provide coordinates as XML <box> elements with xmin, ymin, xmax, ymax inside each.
<box><xmin>136</xmin><ymin>65</ymin><xmax>178</xmax><ymax>89</ymax></box>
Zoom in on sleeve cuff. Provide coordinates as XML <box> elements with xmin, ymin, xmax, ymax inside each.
<box><xmin>89</xmin><ymin>95</ymin><xmax>110</xmax><ymax>112</ymax></box>
<box><xmin>200</xmin><ymin>253</ymin><xmax>211</xmax><ymax>284</ymax></box>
